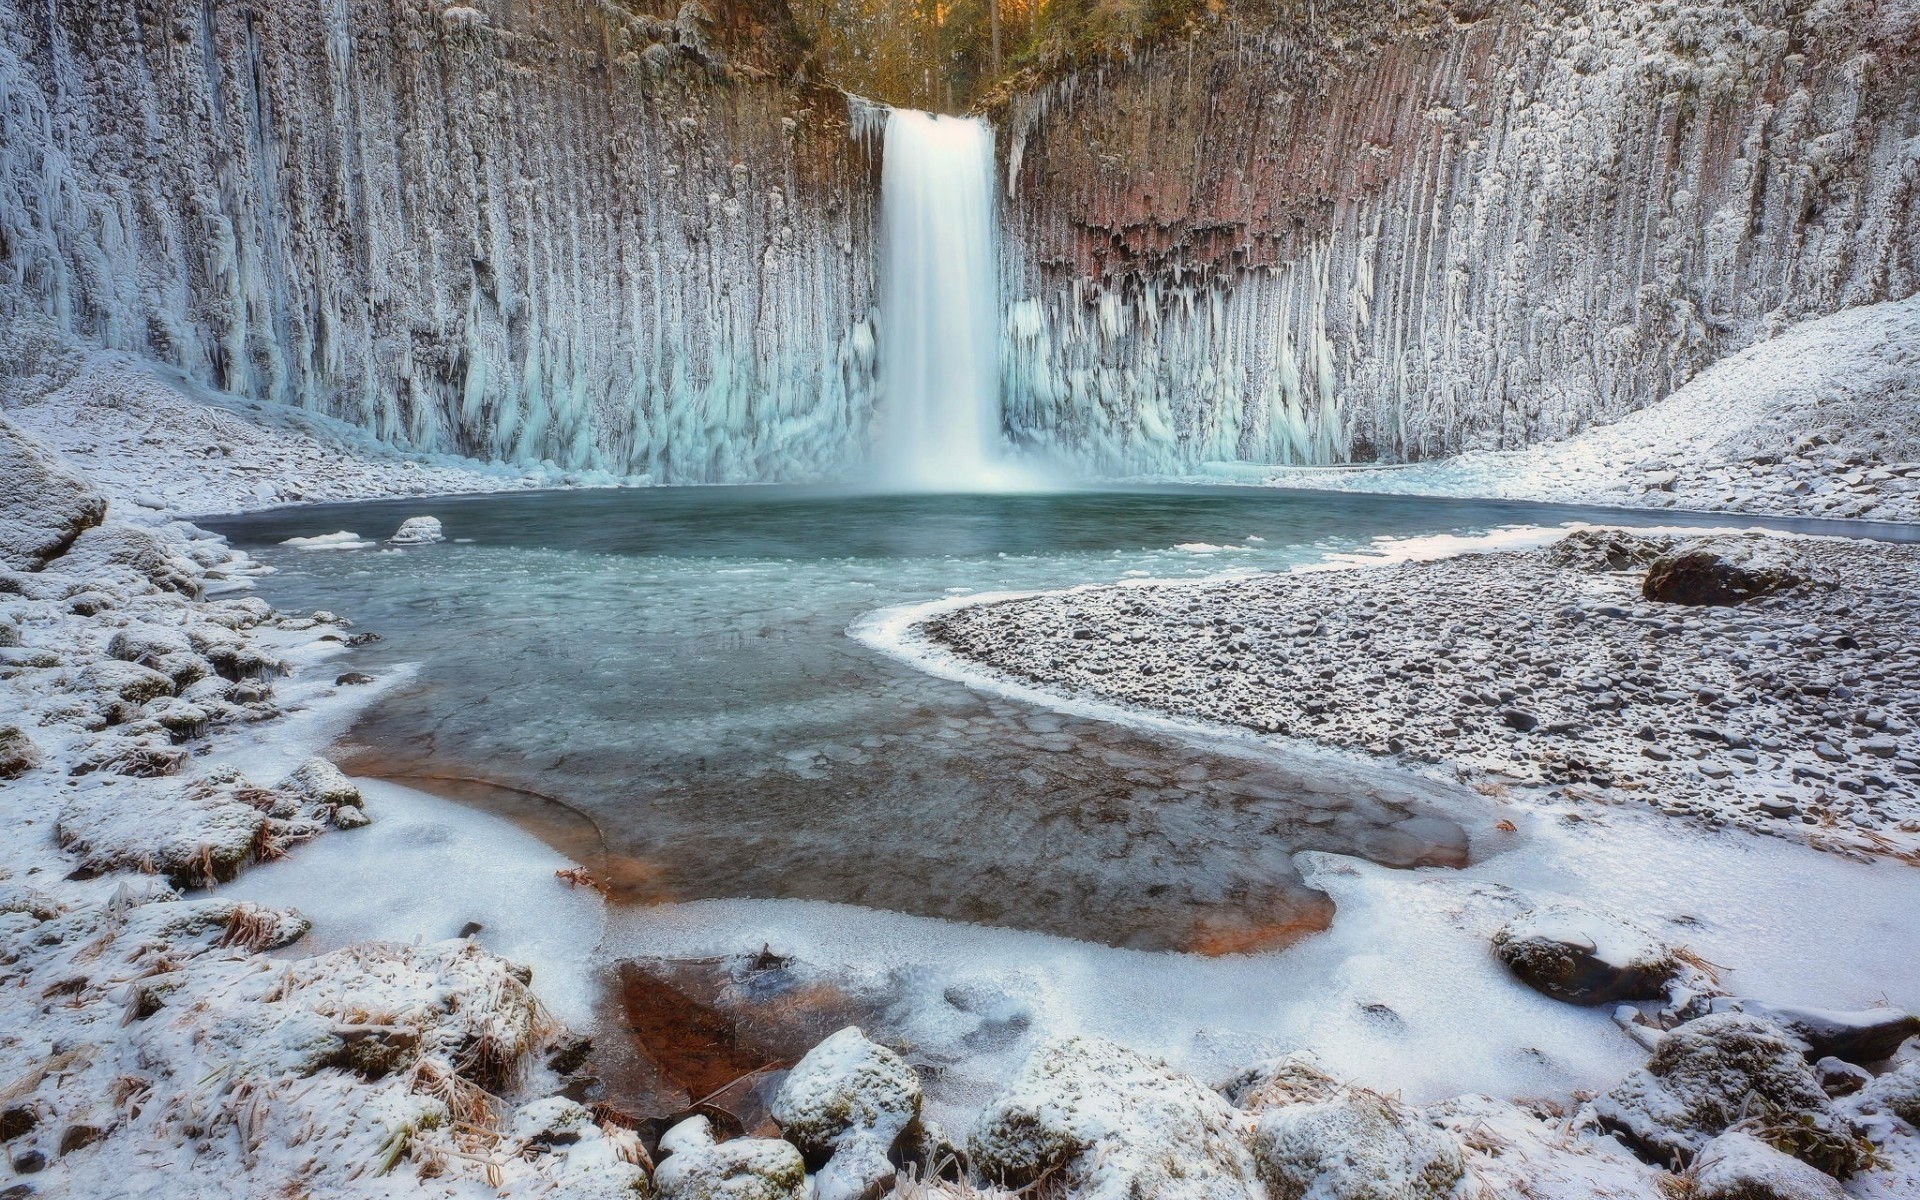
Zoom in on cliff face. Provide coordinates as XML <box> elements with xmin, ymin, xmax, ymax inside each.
<box><xmin>0</xmin><ymin>0</ymin><xmax>878</xmax><ymax>482</ymax></box>
<box><xmin>5</xmin><ymin>1</ymin><xmax>1918</xmax><ymax>482</ymax></box>
<box><xmin>1000</xmin><ymin>0</ymin><xmax>1920</xmax><ymax>471</ymax></box>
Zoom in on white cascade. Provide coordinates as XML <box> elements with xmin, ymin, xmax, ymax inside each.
<box><xmin>875</xmin><ymin>109</ymin><xmax>1014</xmax><ymax>490</ymax></box>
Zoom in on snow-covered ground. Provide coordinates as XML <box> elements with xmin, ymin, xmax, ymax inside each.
<box><xmin>2</xmin><ymin>348</ymin><xmax>639</xmax><ymax>517</ymax></box>
<box><xmin>1246</xmin><ymin>295</ymin><xmax>1920</xmax><ymax>524</ymax></box>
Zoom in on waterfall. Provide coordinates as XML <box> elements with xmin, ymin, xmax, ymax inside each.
<box><xmin>875</xmin><ymin>109</ymin><xmax>1013</xmax><ymax>490</ymax></box>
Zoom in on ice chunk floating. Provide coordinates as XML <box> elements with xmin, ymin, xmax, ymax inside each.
<box><xmin>875</xmin><ymin>110</ymin><xmax>1012</xmax><ymax>490</ymax></box>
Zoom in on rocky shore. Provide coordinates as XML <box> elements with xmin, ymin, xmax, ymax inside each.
<box><xmin>0</xmin><ymin>416</ymin><xmax>639</xmax><ymax>1197</ymax></box>
<box><xmin>923</xmin><ymin>527</ymin><xmax>1920</xmax><ymax>861</ymax></box>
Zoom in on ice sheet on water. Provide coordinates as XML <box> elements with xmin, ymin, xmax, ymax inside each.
<box><xmin>280</xmin><ymin>530</ymin><xmax>375</xmax><ymax>550</ymax></box>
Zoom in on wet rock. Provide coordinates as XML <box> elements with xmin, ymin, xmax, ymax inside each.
<box><xmin>1594</xmin><ymin>1013</ymin><xmax>1867</xmax><ymax>1175</ymax></box>
<box><xmin>1690</xmin><ymin>1130</ymin><xmax>1845</xmax><ymax>1200</ymax></box>
<box><xmin>0</xmin><ymin>726</ymin><xmax>41</xmax><ymax>779</ymax></box>
<box><xmin>969</xmin><ymin>1035</ymin><xmax>1258</xmax><ymax>1200</ymax></box>
<box><xmin>335</xmin><ymin>671</ymin><xmax>375</xmax><ymax>686</ymax></box>
<box><xmin>1491</xmin><ymin>904</ymin><xmax>1680</xmax><ymax>1006</ymax></box>
<box><xmin>387</xmin><ymin>516</ymin><xmax>446</xmax><ymax>545</ymax></box>
<box><xmin>1642</xmin><ymin>547</ymin><xmax>1806</xmax><ymax>607</ymax></box>
<box><xmin>1715</xmin><ymin>1000</ymin><xmax>1920</xmax><ymax>1065</ymax></box>
<box><xmin>1252</xmin><ymin>1091</ymin><xmax>1464</xmax><ymax>1200</ymax></box>
<box><xmin>0</xmin><ymin>415</ymin><xmax>107</xmax><ymax>571</ymax></box>
<box><xmin>654</xmin><ymin>1115</ymin><xmax>806</xmax><ymax>1200</ymax></box>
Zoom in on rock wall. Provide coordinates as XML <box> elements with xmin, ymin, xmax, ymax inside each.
<box><xmin>0</xmin><ymin>0</ymin><xmax>879</xmax><ymax>483</ymax></box>
<box><xmin>999</xmin><ymin>0</ymin><xmax>1920</xmax><ymax>471</ymax></box>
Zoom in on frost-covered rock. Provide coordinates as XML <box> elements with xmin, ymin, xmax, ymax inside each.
<box><xmin>1546</xmin><ymin>529</ymin><xmax>1676</xmax><ymax>573</ymax></box>
<box><xmin>387</xmin><ymin>515</ymin><xmax>446</xmax><ymax>545</ymax></box>
<box><xmin>76</xmin><ymin>659</ymin><xmax>177</xmax><ymax>705</ymax></box>
<box><xmin>1594</xmin><ymin>1013</ymin><xmax>1867</xmax><ymax>1176</ymax></box>
<box><xmin>54</xmin><ymin>776</ymin><xmax>267</xmax><ymax>887</ymax></box>
<box><xmin>1642</xmin><ymin>544</ymin><xmax>1808</xmax><ymax>607</ymax></box>
<box><xmin>0</xmin><ymin>414</ymin><xmax>106</xmax><ymax>571</ymax></box>
<box><xmin>654</xmin><ymin>1115</ymin><xmax>807</xmax><ymax>1200</ymax></box>
<box><xmin>969</xmin><ymin>1035</ymin><xmax>1259</xmax><ymax>1200</ymax></box>
<box><xmin>1490</xmin><ymin>903</ymin><xmax>1681</xmax><ymax>1006</ymax></box>
<box><xmin>1690</xmin><ymin>1130</ymin><xmax>1846</xmax><ymax>1200</ymax></box>
<box><xmin>773</xmin><ymin>1026</ymin><xmax>921</xmax><ymax>1158</ymax></box>
<box><xmin>773</xmin><ymin>1026</ymin><xmax>921</xmax><ymax>1200</ymax></box>
<box><xmin>283</xmin><ymin>757</ymin><xmax>367</xmax><ymax>822</ymax></box>
<box><xmin>1855</xmin><ymin>1060</ymin><xmax>1920</xmax><ymax>1126</ymax></box>
<box><xmin>514</xmin><ymin>1096</ymin><xmax>598</xmax><ymax>1147</ymax></box>
<box><xmin>1251</xmin><ymin>1091</ymin><xmax>1465</xmax><ymax>1200</ymax></box>
<box><xmin>1713</xmin><ymin>999</ymin><xmax>1920</xmax><ymax>1065</ymax></box>
<box><xmin>0</xmin><ymin>724</ymin><xmax>41</xmax><ymax>779</ymax></box>
<box><xmin>57</xmin><ymin>524</ymin><xmax>203</xmax><ymax>596</ymax></box>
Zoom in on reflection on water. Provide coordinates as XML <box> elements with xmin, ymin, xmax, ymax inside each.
<box><xmin>208</xmin><ymin>485</ymin><xmax>1888</xmax><ymax>952</ymax></box>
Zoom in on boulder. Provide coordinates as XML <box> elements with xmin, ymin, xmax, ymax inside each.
<box><xmin>1690</xmin><ymin>1131</ymin><xmax>1845</xmax><ymax>1200</ymax></box>
<box><xmin>1593</xmin><ymin>1013</ymin><xmax>1868</xmax><ymax>1176</ymax></box>
<box><xmin>772</xmin><ymin>1027</ymin><xmax>921</xmax><ymax>1160</ymax></box>
<box><xmin>1713</xmin><ymin>999</ymin><xmax>1920</xmax><ymax>1065</ymax></box>
<box><xmin>1252</xmin><ymin>1092</ymin><xmax>1465</xmax><ymax>1200</ymax></box>
<box><xmin>1856</xmin><ymin>1060</ymin><xmax>1920</xmax><ymax>1126</ymax></box>
<box><xmin>387</xmin><ymin>516</ymin><xmax>446</xmax><ymax>545</ymax></box>
<box><xmin>969</xmin><ymin>1035</ymin><xmax>1258</xmax><ymax>1200</ymax></box>
<box><xmin>0</xmin><ymin>725</ymin><xmax>41</xmax><ymax>779</ymax></box>
<box><xmin>55</xmin><ymin>777</ymin><xmax>267</xmax><ymax>887</ymax></box>
<box><xmin>772</xmin><ymin>1027</ymin><xmax>920</xmax><ymax>1200</ymax></box>
<box><xmin>1642</xmin><ymin>544</ymin><xmax>1805</xmax><ymax>607</ymax></box>
<box><xmin>653</xmin><ymin>1115</ymin><xmax>806</xmax><ymax>1200</ymax></box>
<box><xmin>1491</xmin><ymin>904</ymin><xmax>1680</xmax><ymax>1006</ymax></box>
<box><xmin>1547</xmin><ymin>529</ymin><xmax>1675</xmax><ymax>573</ymax></box>
<box><xmin>76</xmin><ymin>659</ymin><xmax>177</xmax><ymax>705</ymax></box>
<box><xmin>512</xmin><ymin>1096</ymin><xmax>597</xmax><ymax>1148</ymax></box>
<box><xmin>283</xmin><ymin>758</ymin><xmax>365</xmax><ymax>814</ymax></box>
<box><xmin>57</xmin><ymin>524</ymin><xmax>203</xmax><ymax>595</ymax></box>
<box><xmin>0</xmin><ymin>415</ymin><xmax>107</xmax><ymax>571</ymax></box>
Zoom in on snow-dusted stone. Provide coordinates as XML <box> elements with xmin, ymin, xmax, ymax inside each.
<box><xmin>1690</xmin><ymin>1130</ymin><xmax>1845</xmax><ymax>1200</ymax></box>
<box><xmin>513</xmin><ymin>1096</ymin><xmax>598</xmax><ymax>1147</ymax></box>
<box><xmin>1642</xmin><ymin>544</ymin><xmax>1807</xmax><ymax>607</ymax></box>
<box><xmin>1219</xmin><ymin>1051</ymin><xmax>1341</xmax><ymax>1112</ymax></box>
<box><xmin>1714</xmin><ymin>999</ymin><xmax>1920</xmax><ymax>1065</ymax></box>
<box><xmin>1855</xmin><ymin>1060</ymin><xmax>1920</xmax><ymax>1126</ymax></box>
<box><xmin>1546</xmin><ymin>529</ymin><xmax>1675</xmax><ymax>573</ymax></box>
<box><xmin>0</xmin><ymin>414</ymin><xmax>107</xmax><ymax>571</ymax></box>
<box><xmin>654</xmin><ymin>1115</ymin><xmax>807</xmax><ymax>1200</ymax></box>
<box><xmin>1252</xmin><ymin>1091</ymin><xmax>1465</xmax><ymax>1200</ymax></box>
<box><xmin>75</xmin><ymin>659</ymin><xmax>177</xmax><ymax>705</ymax></box>
<box><xmin>1594</xmin><ymin>1013</ymin><xmax>1867</xmax><ymax>1175</ymax></box>
<box><xmin>283</xmin><ymin>758</ymin><xmax>365</xmax><ymax>813</ymax></box>
<box><xmin>57</xmin><ymin>524</ymin><xmax>203</xmax><ymax>595</ymax></box>
<box><xmin>387</xmin><ymin>516</ymin><xmax>446</xmax><ymax>545</ymax></box>
<box><xmin>773</xmin><ymin>1026</ymin><xmax>922</xmax><ymax>1159</ymax></box>
<box><xmin>1491</xmin><ymin>904</ymin><xmax>1680</xmax><ymax>1006</ymax></box>
<box><xmin>0</xmin><ymin>725</ymin><xmax>41</xmax><ymax>779</ymax></box>
<box><xmin>968</xmin><ymin>1035</ymin><xmax>1259</xmax><ymax>1200</ymax></box>
<box><xmin>55</xmin><ymin>778</ymin><xmax>266</xmax><ymax>887</ymax></box>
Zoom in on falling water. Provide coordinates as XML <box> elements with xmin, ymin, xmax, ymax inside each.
<box><xmin>875</xmin><ymin>109</ymin><xmax>1010</xmax><ymax>490</ymax></box>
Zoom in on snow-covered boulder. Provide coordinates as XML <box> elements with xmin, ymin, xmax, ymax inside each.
<box><xmin>1713</xmin><ymin>998</ymin><xmax>1920</xmax><ymax>1065</ymax></box>
<box><xmin>54</xmin><ymin>775</ymin><xmax>267</xmax><ymax>887</ymax></box>
<box><xmin>280</xmin><ymin>756</ymin><xmax>366</xmax><ymax>814</ymax></box>
<box><xmin>1252</xmin><ymin>1091</ymin><xmax>1465</xmax><ymax>1200</ymax></box>
<box><xmin>654</xmin><ymin>1115</ymin><xmax>807</xmax><ymax>1200</ymax></box>
<box><xmin>1491</xmin><ymin>904</ymin><xmax>1680</xmax><ymax>1006</ymax></box>
<box><xmin>772</xmin><ymin>1027</ymin><xmax>921</xmax><ymax>1200</ymax></box>
<box><xmin>0</xmin><ymin>414</ymin><xmax>107</xmax><ymax>571</ymax></box>
<box><xmin>1594</xmin><ymin>1013</ymin><xmax>1868</xmax><ymax>1176</ymax></box>
<box><xmin>1690</xmin><ymin>1130</ymin><xmax>1845</xmax><ymax>1200</ymax></box>
<box><xmin>773</xmin><ymin>1026</ymin><xmax>921</xmax><ymax>1158</ymax></box>
<box><xmin>387</xmin><ymin>516</ymin><xmax>446</xmax><ymax>545</ymax></box>
<box><xmin>57</xmin><ymin>523</ymin><xmax>203</xmax><ymax>595</ymax></box>
<box><xmin>0</xmin><ymin>725</ymin><xmax>41</xmax><ymax>779</ymax></box>
<box><xmin>1855</xmin><ymin>1060</ymin><xmax>1920</xmax><ymax>1126</ymax></box>
<box><xmin>513</xmin><ymin>1096</ymin><xmax>598</xmax><ymax>1148</ymax></box>
<box><xmin>969</xmin><ymin>1035</ymin><xmax>1259</xmax><ymax>1200</ymax></box>
<box><xmin>1546</xmin><ymin>529</ymin><xmax>1675</xmax><ymax>573</ymax></box>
